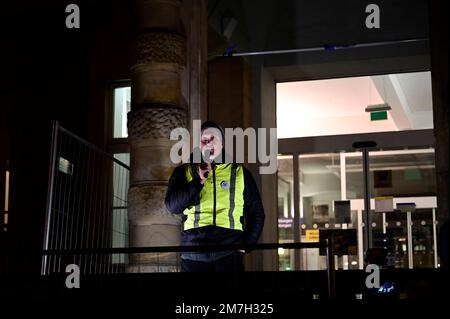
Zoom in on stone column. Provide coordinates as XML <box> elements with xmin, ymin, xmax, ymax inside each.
<box><xmin>127</xmin><ymin>0</ymin><xmax>187</xmax><ymax>272</ymax></box>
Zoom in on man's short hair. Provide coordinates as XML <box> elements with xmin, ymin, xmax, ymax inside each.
<box><xmin>201</xmin><ymin>120</ymin><xmax>225</xmax><ymax>142</ymax></box>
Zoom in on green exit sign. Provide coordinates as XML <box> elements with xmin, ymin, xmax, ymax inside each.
<box><xmin>371</xmin><ymin>111</ymin><xmax>388</xmax><ymax>121</ymax></box>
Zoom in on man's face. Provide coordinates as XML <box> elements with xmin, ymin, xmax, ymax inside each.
<box><xmin>200</xmin><ymin>127</ymin><xmax>223</xmax><ymax>162</ymax></box>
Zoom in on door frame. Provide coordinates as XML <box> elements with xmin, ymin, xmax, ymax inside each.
<box><xmin>278</xmin><ymin>129</ymin><xmax>435</xmax><ymax>270</ymax></box>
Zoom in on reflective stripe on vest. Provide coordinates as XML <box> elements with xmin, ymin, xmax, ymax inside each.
<box><xmin>183</xmin><ymin>163</ymin><xmax>244</xmax><ymax>231</ymax></box>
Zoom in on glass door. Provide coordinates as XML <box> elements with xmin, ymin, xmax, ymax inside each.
<box><xmin>368</xmin><ymin>149</ymin><xmax>437</xmax><ymax>269</ymax></box>
<box><xmin>277</xmin><ymin>146</ymin><xmax>439</xmax><ymax>271</ymax></box>
<box><xmin>411</xmin><ymin>209</ymin><xmax>436</xmax><ymax>268</ymax></box>
<box><xmin>298</xmin><ymin>152</ymin><xmax>359</xmax><ymax>271</ymax></box>
<box><xmin>383</xmin><ymin>211</ymin><xmax>409</xmax><ymax>268</ymax></box>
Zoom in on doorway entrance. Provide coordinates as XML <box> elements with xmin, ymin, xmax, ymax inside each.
<box><xmin>276</xmin><ymin>72</ymin><xmax>438</xmax><ymax>271</ymax></box>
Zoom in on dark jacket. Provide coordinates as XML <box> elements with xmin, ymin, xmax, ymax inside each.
<box><xmin>164</xmin><ymin>161</ymin><xmax>265</xmax><ymax>250</ymax></box>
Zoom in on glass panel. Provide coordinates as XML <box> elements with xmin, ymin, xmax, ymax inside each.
<box><xmin>369</xmin><ymin>148</ymin><xmax>437</xmax><ymax>268</ymax></box>
<box><xmin>299</xmin><ymin>153</ymin><xmax>341</xmax><ymax>228</ymax></box>
<box><xmin>112</xmin><ymin>153</ymin><xmax>130</xmax><ymax>207</ymax></box>
<box><xmin>371</xmin><ymin>210</ymin><xmax>384</xmax><ymax>249</ymax></box>
<box><xmin>112</xmin><ymin>153</ymin><xmax>130</xmax><ymax>264</ymax></box>
<box><xmin>293</xmin><ymin>149</ymin><xmax>437</xmax><ymax>270</ymax></box>
<box><xmin>112</xmin><ymin>208</ymin><xmax>128</xmax><ymax>264</ymax></box>
<box><xmin>298</xmin><ymin>153</ymin><xmax>359</xmax><ymax>270</ymax></box>
<box><xmin>113</xmin><ymin>86</ymin><xmax>131</xmax><ymax>138</ymax></box>
<box><xmin>277</xmin><ymin>155</ymin><xmax>294</xmax><ymax>271</ymax></box>
<box><xmin>369</xmin><ymin>149</ymin><xmax>436</xmax><ymax>198</ymax></box>
<box><xmin>384</xmin><ymin>212</ymin><xmax>409</xmax><ymax>268</ymax></box>
<box><xmin>411</xmin><ymin>209</ymin><xmax>435</xmax><ymax>268</ymax></box>
<box><xmin>345</xmin><ymin>152</ymin><xmax>364</xmax><ymax>200</ymax></box>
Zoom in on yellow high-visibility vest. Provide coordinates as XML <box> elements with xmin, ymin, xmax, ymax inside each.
<box><xmin>183</xmin><ymin>163</ymin><xmax>245</xmax><ymax>231</ymax></box>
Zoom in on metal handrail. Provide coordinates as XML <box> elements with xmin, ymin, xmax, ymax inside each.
<box><xmin>40</xmin><ymin>241</ymin><xmax>327</xmax><ymax>255</ymax></box>
<box><xmin>39</xmin><ymin>240</ymin><xmax>337</xmax><ymax>300</ymax></box>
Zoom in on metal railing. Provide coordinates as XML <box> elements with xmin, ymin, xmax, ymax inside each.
<box><xmin>42</xmin><ymin>240</ymin><xmax>336</xmax><ymax>300</ymax></box>
<box><xmin>41</xmin><ymin>121</ymin><xmax>130</xmax><ymax>275</ymax></box>
<box><xmin>38</xmin><ymin>121</ymin><xmax>337</xmax><ymax>299</ymax></box>
<box><xmin>0</xmin><ymin>160</ymin><xmax>9</xmax><ymax>234</ymax></box>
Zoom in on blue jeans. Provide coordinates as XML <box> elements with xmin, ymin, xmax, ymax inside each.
<box><xmin>181</xmin><ymin>250</ymin><xmax>234</xmax><ymax>262</ymax></box>
<box><xmin>180</xmin><ymin>251</ymin><xmax>244</xmax><ymax>272</ymax></box>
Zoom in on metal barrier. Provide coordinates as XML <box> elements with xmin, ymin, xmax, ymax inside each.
<box><xmin>42</xmin><ymin>240</ymin><xmax>336</xmax><ymax>300</ymax></box>
<box><xmin>0</xmin><ymin>160</ymin><xmax>9</xmax><ymax>234</ymax></box>
<box><xmin>38</xmin><ymin>121</ymin><xmax>336</xmax><ymax>300</ymax></box>
<box><xmin>41</xmin><ymin>121</ymin><xmax>130</xmax><ymax>276</ymax></box>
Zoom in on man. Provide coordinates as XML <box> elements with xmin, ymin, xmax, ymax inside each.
<box><xmin>164</xmin><ymin>121</ymin><xmax>265</xmax><ymax>272</ymax></box>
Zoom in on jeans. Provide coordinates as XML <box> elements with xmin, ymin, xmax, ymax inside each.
<box><xmin>181</xmin><ymin>250</ymin><xmax>234</xmax><ymax>262</ymax></box>
<box><xmin>180</xmin><ymin>251</ymin><xmax>244</xmax><ymax>272</ymax></box>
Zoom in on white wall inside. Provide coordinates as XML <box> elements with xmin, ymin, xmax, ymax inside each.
<box><xmin>277</xmin><ymin>72</ymin><xmax>433</xmax><ymax>138</ymax></box>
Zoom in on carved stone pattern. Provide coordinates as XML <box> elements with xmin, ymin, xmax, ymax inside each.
<box><xmin>137</xmin><ymin>32</ymin><xmax>186</xmax><ymax>66</ymax></box>
<box><xmin>128</xmin><ymin>184</ymin><xmax>182</xmax><ymax>222</ymax></box>
<box><xmin>128</xmin><ymin>108</ymin><xmax>187</xmax><ymax>139</ymax></box>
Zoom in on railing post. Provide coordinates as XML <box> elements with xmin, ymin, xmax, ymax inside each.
<box><xmin>326</xmin><ymin>237</ymin><xmax>336</xmax><ymax>301</ymax></box>
<box><xmin>41</xmin><ymin>120</ymin><xmax>59</xmax><ymax>275</ymax></box>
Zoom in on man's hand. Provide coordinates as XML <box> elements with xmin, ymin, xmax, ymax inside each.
<box><xmin>198</xmin><ymin>163</ymin><xmax>212</xmax><ymax>184</ymax></box>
